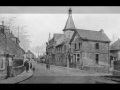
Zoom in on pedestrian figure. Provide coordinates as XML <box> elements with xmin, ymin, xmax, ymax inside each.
<box><xmin>30</xmin><ymin>63</ymin><xmax>32</xmax><ymax>69</ymax></box>
<box><xmin>24</xmin><ymin>60</ymin><xmax>29</xmax><ymax>72</ymax></box>
<box><xmin>46</xmin><ymin>63</ymin><xmax>50</xmax><ymax>69</ymax></box>
<box><xmin>32</xmin><ymin>59</ymin><xmax>36</xmax><ymax>72</ymax></box>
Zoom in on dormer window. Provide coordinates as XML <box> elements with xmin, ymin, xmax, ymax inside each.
<box><xmin>95</xmin><ymin>43</ymin><xmax>99</xmax><ymax>49</ymax></box>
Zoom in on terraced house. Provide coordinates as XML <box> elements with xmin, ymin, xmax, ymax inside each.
<box><xmin>46</xmin><ymin>8</ymin><xmax>111</xmax><ymax>70</ymax></box>
<box><xmin>0</xmin><ymin>21</ymin><xmax>25</xmax><ymax>80</ymax></box>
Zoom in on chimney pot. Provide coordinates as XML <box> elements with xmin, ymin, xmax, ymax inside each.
<box><xmin>100</xmin><ymin>29</ymin><xmax>104</xmax><ymax>33</ymax></box>
<box><xmin>2</xmin><ymin>21</ymin><xmax>4</xmax><ymax>26</ymax></box>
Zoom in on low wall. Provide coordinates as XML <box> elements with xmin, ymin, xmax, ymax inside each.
<box><xmin>78</xmin><ymin>65</ymin><xmax>109</xmax><ymax>73</ymax></box>
<box><xmin>113</xmin><ymin>60</ymin><xmax>120</xmax><ymax>76</ymax></box>
<box><xmin>12</xmin><ymin>65</ymin><xmax>25</xmax><ymax>77</ymax></box>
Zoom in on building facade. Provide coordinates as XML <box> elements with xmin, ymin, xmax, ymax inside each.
<box><xmin>46</xmin><ymin>8</ymin><xmax>111</xmax><ymax>69</ymax></box>
<box><xmin>0</xmin><ymin>22</ymin><xmax>25</xmax><ymax>79</ymax></box>
<box><xmin>110</xmin><ymin>39</ymin><xmax>120</xmax><ymax>61</ymax></box>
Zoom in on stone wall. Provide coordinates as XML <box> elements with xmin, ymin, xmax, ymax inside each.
<box><xmin>113</xmin><ymin>60</ymin><xmax>120</xmax><ymax>76</ymax></box>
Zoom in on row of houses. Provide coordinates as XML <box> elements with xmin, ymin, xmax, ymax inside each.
<box><xmin>46</xmin><ymin>8</ymin><xmax>119</xmax><ymax>72</ymax></box>
<box><xmin>0</xmin><ymin>21</ymin><xmax>35</xmax><ymax>80</ymax></box>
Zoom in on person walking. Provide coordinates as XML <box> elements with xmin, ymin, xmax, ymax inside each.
<box><xmin>24</xmin><ymin>60</ymin><xmax>29</xmax><ymax>72</ymax></box>
<box><xmin>31</xmin><ymin>59</ymin><xmax>36</xmax><ymax>72</ymax></box>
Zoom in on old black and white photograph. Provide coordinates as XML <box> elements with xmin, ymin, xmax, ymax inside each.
<box><xmin>0</xmin><ymin>6</ymin><xmax>120</xmax><ymax>84</ymax></box>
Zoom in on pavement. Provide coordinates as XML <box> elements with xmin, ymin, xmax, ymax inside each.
<box><xmin>3</xmin><ymin>62</ymin><xmax>117</xmax><ymax>84</ymax></box>
<box><xmin>50</xmin><ymin>65</ymin><xmax>112</xmax><ymax>76</ymax></box>
<box><xmin>50</xmin><ymin>65</ymin><xmax>118</xmax><ymax>83</ymax></box>
<box><xmin>0</xmin><ymin>69</ymin><xmax>33</xmax><ymax>84</ymax></box>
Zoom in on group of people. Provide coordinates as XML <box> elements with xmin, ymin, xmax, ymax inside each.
<box><xmin>24</xmin><ymin>59</ymin><xmax>36</xmax><ymax>73</ymax></box>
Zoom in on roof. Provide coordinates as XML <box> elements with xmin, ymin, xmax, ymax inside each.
<box><xmin>110</xmin><ymin>39</ymin><xmax>120</xmax><ymax>50</ymax></box>
<box><xmin>63</xmin><ymin>15</ymin><xmax>76</xmax><ymax>31</ymax></box>
<box><xmin>53</xmin><ymin>33</ymin><xmax>64</xmax><ymax>41</ymax></box>
<box><xmin>26</xmin><ymin>50</ymin><xmax>34</xmax><ymax>55</ymax></box>
<box><xmin>76</xmin><ymin>29</ymin><xmax>111</xmax><ymax>42</ymax></box>
<box><xmin>55</xmin><ymin>35</ymin><xmax>65</xmax><ymax>46</ymax></box>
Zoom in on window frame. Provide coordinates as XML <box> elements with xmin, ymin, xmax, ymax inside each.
<box><xmin>75</xmin><ymin>43</ymin><xmax>77</xmax><ymax>50</ymax></box>
<box><xmin>77</xmin><ymin>54</ymin><xmax>80</xmax><ymax>63</ymax></box>
<box><xmin>79</xmin><ymin>42</ymin><xmax>81</xmax><ymax>49</ymax></box>
<box><xmin>95</xmin><ymin>43</ymin><xmax>99</xmax><ymax>49</ymax></box>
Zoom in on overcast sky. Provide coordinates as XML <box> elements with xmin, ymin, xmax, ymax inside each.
<box><xmin>0</xmin><ymin>6</ymin><xmax>120</xmax><ymax>55</ymax></box>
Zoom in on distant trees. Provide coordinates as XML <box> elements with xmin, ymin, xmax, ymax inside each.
<box><xmin>111</xmin><ymin>34</ymin><xmax>118</xmax><ymax>45</ymax></box>
<box><xmin>35</xmin><ymin>46</ymin><xmax>41</xmax><ymax>56</ymax></box>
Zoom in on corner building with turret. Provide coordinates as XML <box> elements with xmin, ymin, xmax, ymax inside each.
<box><xmin>46</xmin><ymin>8</ymin><xmax>111</xmax><ymax>72</ymax></box>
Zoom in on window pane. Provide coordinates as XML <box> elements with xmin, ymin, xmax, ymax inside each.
<box><xmin>77</xmin><ymin>58</ymin><xmax>79</xmax><ymax>62</ymax></box>
<box><xmin>77</xmin><ymin>54</ymin><xmax>80</xmax><ymax>57</ymax></box>
<box><xmin>75</xmin><ymin>43</ymin><xmax>76</xmax><ymax>50</ymax></box>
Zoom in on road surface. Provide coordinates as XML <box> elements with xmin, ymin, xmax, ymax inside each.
<box><xmin>19</xmin><ymin>63</ymin><xmax>118</xmax><ymax>84</ymax></box>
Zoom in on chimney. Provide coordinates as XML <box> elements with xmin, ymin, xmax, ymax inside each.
<box><xmin>2</xmin><ymin>21</ymin><xmax>4</xmax><ymax>26</ymax></box>
<box><xmin>100</xmin><ymin>29</ymin><xmax>104</xmax><ymax>33</ymax></box>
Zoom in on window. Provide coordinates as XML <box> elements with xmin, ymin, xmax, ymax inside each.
<box><xmin>95</xmin><ymin>43</ymin><xmax>99</xmax><ymax>49</ymax></box>
<box><xmin>77</xmin><ymin>54</ymin><xmax>80</xmax><ymax>62</ymax></box>
<box><xmin>79</xmin><ymin>43</ymin><xmax>81</xmax><ymax>49</ymax></box>
<box><xmin>75</xmin><ymin>43</ymin><xmax>77</xmax><ymax>50</ymax></box>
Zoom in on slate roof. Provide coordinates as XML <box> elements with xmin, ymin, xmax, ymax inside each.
<box><xmin>63</xmin><ymin>15</ymin><xmax>76</xmax><ymax>31</ymax></box>
<box><xmin>55</xmin><ymin>35</ymin><xmax>65</xmax><ymax>46</ymax></box>
<box><xmin>53</xmin><ymin>33</ymin><xmax>64</xmax><ymax>41</ymax></box>
<box><xmin>76</xmin><ymin>29</ymin><xmax>111</xmax><ymax>42</ymax></box>
<box><xmin>110</xmin><ymin>39</ymin><xmax>120</xmax><ymax>50</ymax></box>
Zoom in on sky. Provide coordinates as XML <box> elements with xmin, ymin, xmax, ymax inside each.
<box><xmin>1</xmin><ymin>6</ymin><xmax>120</xmax><ymax>55</ymax></box>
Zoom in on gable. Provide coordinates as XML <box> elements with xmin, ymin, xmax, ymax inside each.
<box><xmin>70</xmin><ymin>31</ymin><xmax>83</xmax><ymax>44</ymax></box>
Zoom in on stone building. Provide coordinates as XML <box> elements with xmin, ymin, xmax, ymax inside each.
<box><xmin>46</xmin><ymin>8</ymin><xmax>111</xmax><ymax>70</ymax></box>
<box><xmin>0</xmin><ymin>22</ymin><xmax>25</xmax><ymax>80</ymax></box>
<box><xmin>110</xmin><ymin>38</ymin><xmax>120</xmax><ymax>61</ymax></box>
<box><xmin>69</xmin><ymin>29</ymin><xmax>111</xmax><ymax>68</ymax></box>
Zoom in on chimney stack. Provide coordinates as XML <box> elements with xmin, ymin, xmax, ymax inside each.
<box><xmin>100</xmin><ymin>29</ymin><xmax>104</xmax><ymax>33</ymax></box>
<box><xmin>2</xmin><ymin>21</ymin><xmax>4</xmax><ymax>26</ymax></box>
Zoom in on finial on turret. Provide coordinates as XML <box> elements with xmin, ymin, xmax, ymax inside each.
<box><xmin>68</xmin><ymin>6</ymin><xmax>72</xmax><ymax>16</ymax></box>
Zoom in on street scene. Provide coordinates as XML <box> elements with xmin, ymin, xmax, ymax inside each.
<box><xmin>0</xmin><ymin>6</ymin><xmax>120</xmax><ymax>84</ymax></box>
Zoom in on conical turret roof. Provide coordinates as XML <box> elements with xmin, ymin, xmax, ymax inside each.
<box><xmin>63</xmin><ymin>8</ymin><xmax>76</xmax><ymax>31</ymax></box>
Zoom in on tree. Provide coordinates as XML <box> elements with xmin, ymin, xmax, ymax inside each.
<box><xmin>111</xmin><ymin>34</ymin><xmax>118</xmax><ymax>45</ymax></box>
<box><xmin>35</xmin><ymin>46</ymin><xmax>41</xmax><ymax>57</ymax></box>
